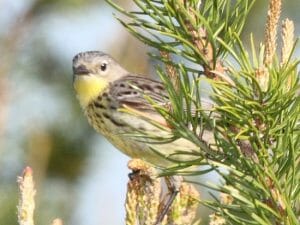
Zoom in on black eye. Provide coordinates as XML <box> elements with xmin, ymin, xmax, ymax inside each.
<box><xmin>100</xmin><ymin>62</ymin><xmax>107</xmax><ymax>72</ymax></box>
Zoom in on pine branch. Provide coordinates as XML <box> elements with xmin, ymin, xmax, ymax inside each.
<box><xmin>107</xmin><ymin>0</ymin><xmax>300</xmax><ymax>224</ymax></box>
<box><xmin>17</xmin><ymin>167</ymin><xmax>64</xmax><ymax>225</ymax></box>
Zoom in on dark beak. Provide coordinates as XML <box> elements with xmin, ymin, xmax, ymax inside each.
<box><xmin>73</xmin><ymin>65</ymin><xmax>90</xmax><ymax>75</ymax></box>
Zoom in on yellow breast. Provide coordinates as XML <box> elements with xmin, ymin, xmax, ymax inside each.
<box><xmin>73</xmin><ymin>75</ymin><xmax>109</xmax><ymax>108</ymax></box>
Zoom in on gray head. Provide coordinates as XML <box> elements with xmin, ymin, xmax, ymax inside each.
<box><xmin>72</xmin><ymin>51</ymin><xmax>129</xmax><ymax>108</ymax></box>
<box><xmin>72</xmin><ymin>51</ymin><xmax>128</xmax><ymax>81</ymax></box>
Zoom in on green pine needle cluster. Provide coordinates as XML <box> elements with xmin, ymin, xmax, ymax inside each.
<box><xmin>107</xmin><ymin>0</ymin><xmax>300</xmax><ymax>224</ymax></box>
<box><xmin>107</xmin><ymin>0</ymin><xmax>254</xmax><ymax>70</ymax></box>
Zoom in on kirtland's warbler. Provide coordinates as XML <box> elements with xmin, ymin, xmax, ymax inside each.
<box><xmin>72</xmin><ymin>51</ymin><xmax>213</xmax><ymax>167</ymax></box>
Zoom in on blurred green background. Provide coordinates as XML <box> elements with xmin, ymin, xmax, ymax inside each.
<box><xmin>0</xmin><ymin>1</ymin><xmax>299</xmax><ymax>224</ymax></box>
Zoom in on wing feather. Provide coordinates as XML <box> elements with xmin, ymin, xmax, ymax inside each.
<box><xmin>109</xmin><ymin>75</ymin><xmax>168</xmax><ymax>112</ymax></box>
<box><xmin>109</xmin><ymin>75</ymin><xmax>215</xmax><ymax>119</ymax></box>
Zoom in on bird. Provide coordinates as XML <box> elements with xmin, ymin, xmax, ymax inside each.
<box><xmin>72</xmin><ymin>51</ymin><xmax>214</xmax><ymax>168</ymax></box>
<box><xmin>72</xmin><ymin>51</ymin><xmax>215</xmax><ymax>224</ymax></box>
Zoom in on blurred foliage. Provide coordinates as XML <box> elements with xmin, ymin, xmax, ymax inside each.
<box><xmin>26</xmin><ymin>0</ymin><xmax>132</xmax><ymax>18</ymax></box>
<box><xmin>0</xmin><ymin>188</ymin><xmax>18</xmax><ymax>225</ymax></box>
<box><xmin>46</xmin><ymin>126</ymin><xmax>94</xmax><ymax>180</ymax></box>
